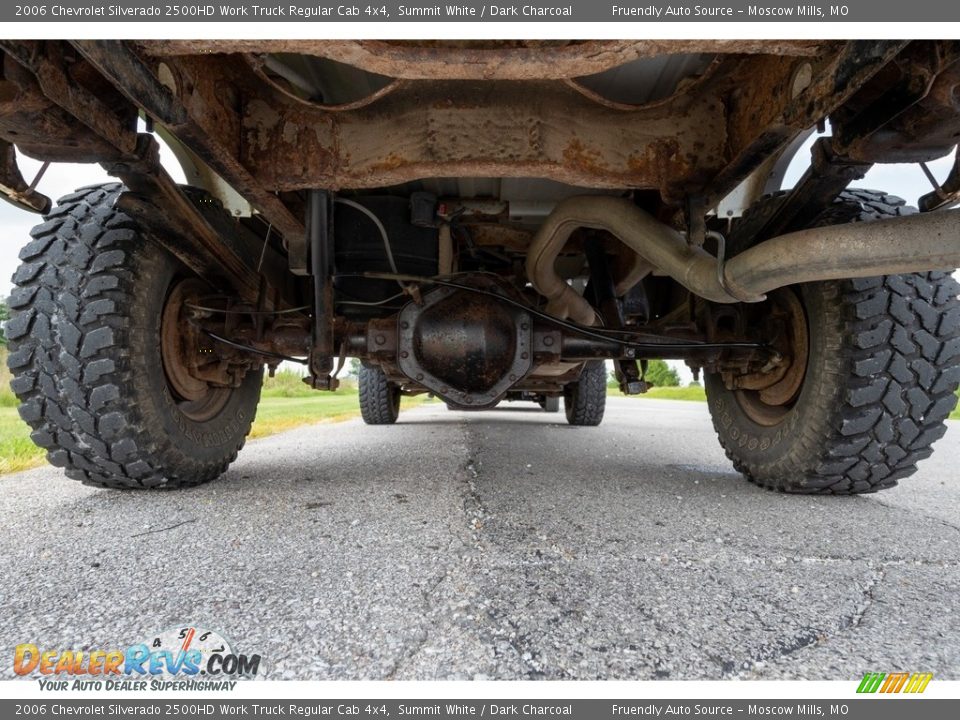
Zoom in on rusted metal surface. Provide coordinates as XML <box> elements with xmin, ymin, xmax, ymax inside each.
<box><xmin>723</xmin><ymin>289</ymin><xmax>808</xmax><ymax>407</ymax></box>
<box><xmin>836</xmin><ymin>45</ymin><xmax>960</xmax><ymax>164</ymax></box>
<box><xmin>0</xmin><ymin>138</ymin><xmax>51</xmax><ymax>213</ymax></box>
<box><xmin>119</xmin><ymin>41</ymin><xmax>923</xmax><ymax>204</ymax></box>
<box><xmin>0</xmin><ymin>43</ymin><xmax>296</xmax><ymax>311</ymax></box>
<box><xmin>107</xmin><ymin>135</ymin><xmax>269</xmax><ymax>306</ymax></box>
<box><xmin>161</xmin><ymin>278</ymin><xmax>235</xmax><ymax>400</ymax></box>
<box><xmin>4</xmin><ymin>40</ymin><xmax>942</xmax><ymax>214</ymax></box>
<box><xmin>1</xmin><ymin>39</ymin><xmax>956</xmax><ymax>324</ymax></box>
<box><xmin>70</xmin><ymin>40</ymin><xmax>306</xmax><ymax>243</ymax></box>
<box><xmin>0</xmin><ymin>41</ymin><xmax>138</xmax><ymax>156</ymax></box>
<box><xmin>397</xmin><ymin>283</ymin><xmax>533</xmax><ymax>407</ymax></box>
<box><xmin>136</xmin><ymin>40</ymin><xmax>825</xmax><ymax>80</ymax></box>
<box><xmin>241</xmin><ymin>77</ymin><xmax>722</xmax><ymax>195</ymax></box>
<box><xmin>705</xmin><ymin>40</ymin><xmax>912</xmax><ymax>208</ymax></box>
<box><xmin>0</xmin><ymin>51</ymin><xmax>131</xmax><ymax>164</ymax></box>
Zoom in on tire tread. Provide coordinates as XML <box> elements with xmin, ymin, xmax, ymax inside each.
<box><xmin>709</xmin><ymin>189</ymin><xmax>960</xmax><ymax>494</ymax></box>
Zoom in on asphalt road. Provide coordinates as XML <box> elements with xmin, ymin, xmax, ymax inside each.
<box><xmin>1</xmin><ymin>397</ymin><xmax>959</xmax><ymax>681</ymax></box>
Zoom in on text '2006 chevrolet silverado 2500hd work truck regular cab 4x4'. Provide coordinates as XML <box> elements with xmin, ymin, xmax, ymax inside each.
<box><xmin>2</xmin><ymin>40</ymin><xmax>960</xmax><ymax>493</ymax></box>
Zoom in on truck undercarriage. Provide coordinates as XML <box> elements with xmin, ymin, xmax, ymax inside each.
<box><xmin>2</xmin><ymin>40</ymin><xmax>960</xmax><ymax>493</ymax></box>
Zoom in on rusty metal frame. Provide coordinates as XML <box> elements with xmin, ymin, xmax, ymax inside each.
<box><xmin>105</xmin><ymin>134</ymin><xmax>268</xmax><ymax>304</ymax></box>
<box><xmin>0</xmin><ymin>139</ymin><xmax>51</xmax><ymax>213</ymax></box>
<box><xmin>70</xmin><ymin>40</ymin><xmax>306</xmax><ymax>243</ymax></box>
<box><xmin>136</xmin><ymin>40</ymin><xmax>825</xmax><ymax>80</ymax></box>
<box><xmin>2</xmin><ymin>40</ymin><xmax>956</xmax><ymax>242</ymax></box>
<box><xmin>0</xmin><ymin>42</ymin><xmax>296</xmax><ymax>308</ymax></box>
<box><xmin>95</xmin><ymin>40</ymin><xmax>914</xmax><ymax>207</ymax></box>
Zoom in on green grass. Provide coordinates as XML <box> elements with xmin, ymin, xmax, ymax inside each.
<box><xmin>0</xmin><ymin>363</ymin><xmax>429</xmax><ymax>476</ymax></box>
<box><xmin>616</xmin><ymin>385</ymin><xmax>960</xmax><ymax>416</ymax></box>
<box><xmin>249</xmin><ymin>390</ymin><xmax>430</xmax><ymax>438</ymax></box>
<box><xmin>0</xmin><ymin>352</ymin><xmax>954</xmax><ymax>474</ymax></box>
<box><xmin>610</xmin><ymin>385</ymin><xmax>707</xmax><ymax>402</ymax></box>
<box><xmin>0</xmin><ymin>408</ymin><xmax>45</xmax><ymax>474</ymax></box>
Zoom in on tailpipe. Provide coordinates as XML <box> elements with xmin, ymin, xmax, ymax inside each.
<box><xmin>526</xmin><ymin>196</ymin><xmax>960</xmax><ymax>322</ymax></box>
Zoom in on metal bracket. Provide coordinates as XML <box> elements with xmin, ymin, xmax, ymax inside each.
<box><xmin>0</xmin><ymin>139</ymin><xmax>51</xmax><ymax>214</ymax></box>
<box><xmin>918</xmin><ymin>149</ymin><xmax>960</xmax><ymax>212</ymax></box>
<box><xmin>707</xmin><ymin>230</ymin><xmax>765</xmax><ymax>304</ymax></box>
<box><xmin>749</xmin><ymin>137</ymin><xmax>872</xmax><ymax>241</ymax></box>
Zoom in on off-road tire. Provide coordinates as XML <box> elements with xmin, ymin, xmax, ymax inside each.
<box><xmin>564</xmin><ymin>360</ymin><xmax>607</xmax><ymax>426</ymax></box>
<box><xmin>359</xmin><ymin>365</ymin><xmax>400</xmax><ymax>424</ymax></box>
<box><xmin>5</xmin><ymin>183</ymin><xmax>263</xmax><ymax>489</ymax></box>
<box><xmin>540</xmin><ymin>395</ymin><xmax>561</xmax><ymax>413</ymax></box>
<box><xmin>705</xmin><ymin>189</ymin><xmax>960</xmax><ymax>494</ymax></box>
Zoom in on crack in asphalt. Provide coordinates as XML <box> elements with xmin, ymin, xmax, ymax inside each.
<box><xmin>385</xmin><ymin>419</ymin><xmax>494</xmax><ymax>679</ymax></box>
<box><xmin>455</xmin><ymin>419</ymin><xmax>547</xmax><ymax>678</ymax></box>
<box><xmin>866</xmin><ymin>496</ymin><xmax>960</xmax><ymax>537</ymax></box>
<box><xmin>731</xmin><ymin>565</ymin><xmax>889</xmax><ymax>679</ymax></box>
<box><xmin>460</xmin><ymin>420</ymin><xmax>491</xmax><ymax>549</ymax></box>
<box><xmin>843</xmin><ymin>566</ymin><xmax>887</xmax><ymax>633</ymax></box>
<box><xmin>385</xmin><ymin>567</ymin><xmax>451</xmax><ymax>680</ymax></box>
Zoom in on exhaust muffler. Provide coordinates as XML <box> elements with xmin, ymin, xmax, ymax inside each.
<box><xmin>526</xmin><ymin>196</ymin><xmax>960</xmax><ymax>323</ymax></box>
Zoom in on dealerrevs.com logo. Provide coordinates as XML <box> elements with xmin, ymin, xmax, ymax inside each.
<box><xmin>14</xmin><ymin>626</ymin><xmax>261</xmax><ymax>691</ymax></box>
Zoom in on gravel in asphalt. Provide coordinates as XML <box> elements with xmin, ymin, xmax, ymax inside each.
<box><xmin>1</xmin><ymin>397</ymin><xmax>958</xmax><ymax>680</ymax></box>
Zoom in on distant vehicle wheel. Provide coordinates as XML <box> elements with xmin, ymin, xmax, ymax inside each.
<box><xmin>539</xmin><ymin>395</ymin><xmax>561</xmax><ymax>413</ymax></box>
<box><xmin>5</xmin><ymin>183</ymin><xmax>262</xmax><ymax>489</ymax></box>
<box><xmin>564</xmin><ymin>361</ymin><xmax>606</xmax><ymax>426</ymax></box>
<box><xmin>359</xmin><ymin>365</ymin><xmax>401</xmax><ymax>424</ymax></box>
<box><xmin>705</xmin><ymin>189</ymin><xmax>960</xmax><ymax>494</ymax></box>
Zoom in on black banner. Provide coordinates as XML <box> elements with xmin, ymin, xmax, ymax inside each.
<box><xmin>1</xmin><ymin>1</ymin><xmax>955</xmax><ymax>23</ymax></box>
<box><xmin>2</xmin><ymin>699</ymin><xmax>959</xmax><ymax>720</ymax></box>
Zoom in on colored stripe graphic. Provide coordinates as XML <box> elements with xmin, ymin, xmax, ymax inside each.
<box><xmin>857</xmin><ymin>672</ymin><xmax>885</xmax><ymax>693</ymax></box>
<box><xmin>904</xmin><ymin>673</ymin><xmax>934</xmax><ymax>693</ymax></box>
<box><xmin>857</xmin><ymin>672</ymin><xmax>932</xmax><ymax>694</ymax></box>
<box><xmin>880</xmin><ymin>672</ymin><xmax>903</xmax><ymax>693</ymax></box>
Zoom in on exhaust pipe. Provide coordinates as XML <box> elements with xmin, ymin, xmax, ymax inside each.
<box><xmin>526</xmin><ymin>196</ymin><xmax>960</xmax><ymax>323</ymax></box>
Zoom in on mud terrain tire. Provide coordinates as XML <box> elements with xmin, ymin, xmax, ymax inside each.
<box><xmin>705</xmin><ymin>189</ymin><xmax>960</xmax><ymax>493</ymax></box>
<box><xmin>359</xmin><ymin>365</ymin><xmax>400</xmax><ymax>424</ymax></box>
<box><xmin>564</xmin><ymin>360</ymin><xmax>607</xmax><ymax>426</ymax></box>
<box><xmin>540</xmin><ymin>395</ymin><xmax>561</xmax><ymax>413</ymax></box>
<box><xmin>6</xmin><ymin>184</ymin><xmax>262</xmax><ymax>489</ymax></box>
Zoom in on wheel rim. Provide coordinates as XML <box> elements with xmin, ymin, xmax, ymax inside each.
<box><xmin>160</xmin><ymin>279</ymin><xmax>232</xmax><ymax>422</ymax></box>
<box><xmin>732</xmin><ymin>287</ymin><xmax>810</xmax><ymax>427</ymax></box>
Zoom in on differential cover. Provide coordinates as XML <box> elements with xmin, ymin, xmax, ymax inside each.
<box><xmin>397</xmin><ymin>286</ymin><xmax>532</xmax><ymax>407</ymax></box>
